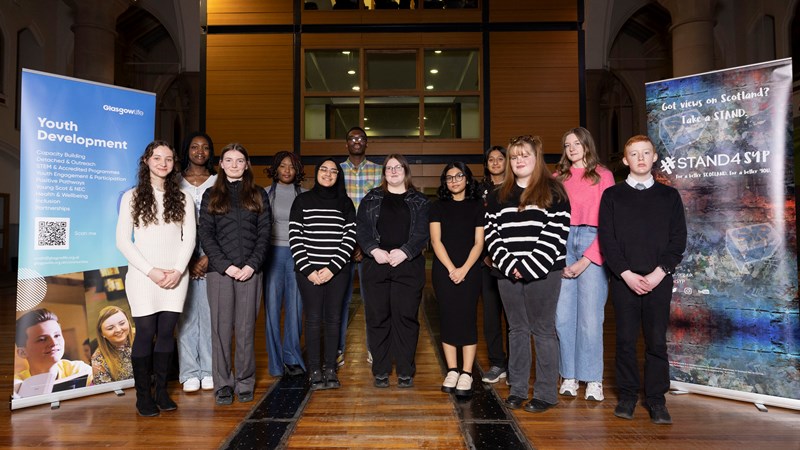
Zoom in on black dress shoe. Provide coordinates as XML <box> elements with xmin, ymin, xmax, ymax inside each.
<box><xmin>286</xmin><ymin>364</ymin><xmax>305</xmax><ymax>376</ymax></box>
<box><xmin>614</xmin><ymin>399</ymin><xmax>636</xmax><ymax>419</ymax></box>
<box><xmin>374</xmin><ymin>374</ymin><xmax>390</xmax><ymax>388</ymax></box>
<box><xmin>523</xmin><ymin>398</ymin><xmax>557</xmax><ymax>413</ymax></box>
<box><xmin>648</xmin><ymin>404</ymin><xmax>672</xmax><ymax>425</ymax></box>
<box><xmin>323</xmin><ymin>368</ymin><xmax>341</xmax><ymax>389</ymax></box>
<box><xmin>309</xmin><ymin>370</ymin><xmax>325</xmax><ymax>390</ymax></box>
<box><xmin>397</xmin><ymin>376</ymin><xmax>414</xmax><ymax>388</ymax></box>
<box><xmin>504</xmin><ymin>395</ymin><xmax>526</xmax><ymax>409</ymax></box>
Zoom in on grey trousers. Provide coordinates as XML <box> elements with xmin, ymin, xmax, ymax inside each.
<box><xmin>497</xmin><ymin>270</ymin><xmax>561</xmax><ymax>404</ymax></box>
<box><xmin>207</xmin><ymin>271</ymin><xmax>262</xmax><ymax>395</ymax></box>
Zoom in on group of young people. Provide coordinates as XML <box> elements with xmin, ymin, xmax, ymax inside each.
<box><xmin>111</xmin><ymin>125</ymin><xmax>686</xmax><ymax>425</ymax></box>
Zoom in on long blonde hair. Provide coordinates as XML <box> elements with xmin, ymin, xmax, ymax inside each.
<box><xmin>497</xmin><ymin>135</ymin><xmax>567</xmax><ymax>210</ymax></box>
<box><xmin>95</xmin><ymin>306</ymin><xmax>134</xmax><ymax>380</ymax></box>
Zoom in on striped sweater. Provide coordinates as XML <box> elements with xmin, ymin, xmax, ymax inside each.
<box><xmin>289</xmin><ymin>191</ymin><xmax>357</xmax><ymax>276</ymax></box>
<box><xmin>484</xmin><ymin>184</ymin><xmax>571</xmax><ymax>281</ymax></box>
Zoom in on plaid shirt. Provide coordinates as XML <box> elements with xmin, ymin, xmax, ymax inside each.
<box><xmin>340</xmin><ymin>158</ymin><xmax>383</xmax><ymax>211</ymax></box>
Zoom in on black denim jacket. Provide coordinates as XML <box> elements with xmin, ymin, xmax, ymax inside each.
<box><xmin>356</xmin><ymin>187</ymin><xmax>430</xmax><ymax>260</ymax></box>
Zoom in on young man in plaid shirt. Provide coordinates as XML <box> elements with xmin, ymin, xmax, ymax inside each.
<box><xmin>338</xmin><ymin>126</ymin><xmax>383</xmax><ymax>366</ymax></box>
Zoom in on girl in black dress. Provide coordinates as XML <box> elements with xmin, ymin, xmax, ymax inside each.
<box><xmin>429</xmin><ymin>162</ymin><xmax>484</xmax><ymax>396</ymax></box>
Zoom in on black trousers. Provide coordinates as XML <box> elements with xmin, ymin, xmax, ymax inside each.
<box><xmin>361</xmin><ymin>256</ymin><xmax>425</xmax><ymax>378</ymax></box>
<box><xmin>611</xmin><ymin>275</ymin><xmax>672</xmax><ymax>406</ymax></box>
<box><xmin>296</xmin><ymin>263</ymin><xmax>351</xmax><ymax>371</ymax></box>
<box><xmin>482</xmin><ymin>264</ymin><xmax>507</xmax><ymax>368</ymax></box>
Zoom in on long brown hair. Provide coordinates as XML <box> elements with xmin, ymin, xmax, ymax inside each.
<box><xmin>379</xmin><ymin>153</ymin><xmax>417</xmax><ymax>193</ymax></box>
<box><xmin>207</xmin><ymin>143</ymin><xmax>264</xmax><ymax>214</ymax></box>
<box><xmin>131</xmin><ymin>140</ymin><xmax>186</xmax><ymax>227</ymax></box>
<box><xmin>95</xmin><ymin>306</ymin><xmax>134</xmax><ymax>381</ymax></box>
<box><xmin>498</xmin><ymin>135</ymin><xmax>567</xmax><ymax>210</ymax></box>
<box><xmin>555</xmin><ymin>127</ymin><xmax>603</xmax><ymax>184</ymax></box>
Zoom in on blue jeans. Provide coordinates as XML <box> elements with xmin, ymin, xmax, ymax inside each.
<box><xmin>264</xmin><ymin>246</ymin><xmax>305</xmax><ymax>376</ymax></box>
<box><xmin>555</xmin><ymin>226</ymin><xmax>608</xmax><ymax>382</ymax></box>
<box><xmin>339</xmin><ymin>262</ymin><xmax>369</xmax><ymax>354</ymax></box>
<box><xmin>177</xmin><ymin>277</ymin><xmax>213</xmax><ymax>383</ymax></box>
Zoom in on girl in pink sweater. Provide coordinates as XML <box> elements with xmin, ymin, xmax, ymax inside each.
<box><xmin>553</xmin><ymin>127</ymin><xmax>615</xmax><ymax>402</ymax></box>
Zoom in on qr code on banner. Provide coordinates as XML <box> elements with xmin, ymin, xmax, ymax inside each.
<box><xmin>34</xmin><ymin>217</ymin><xmax>70</xmax><ymax>250</ymax></box>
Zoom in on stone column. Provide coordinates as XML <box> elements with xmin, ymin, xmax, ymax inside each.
<box><xmin>659</xmin><ymin>0</ymin><xmax>717</xmax><ymax>77</ymax></box>
<box><xmin>69</xmin><ymin>0</ymin><xmax>130</xmax><ymax>84</ymax></box>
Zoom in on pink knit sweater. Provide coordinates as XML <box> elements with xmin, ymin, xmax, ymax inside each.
<box><xmin>557</xmin><ymin>166</ymin><xmax>615</xmax><ymax>265</ymax></box>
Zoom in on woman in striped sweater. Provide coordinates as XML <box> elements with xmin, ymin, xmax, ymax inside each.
<box><xmin>484</xmin><ymin>135</ymin><xmax>571</xmax><ymax>414</ymax></box>
<box><xmin>289</xmin><ymin>159</ymin><xmax>357</xmax><ymax>390</ymax></box>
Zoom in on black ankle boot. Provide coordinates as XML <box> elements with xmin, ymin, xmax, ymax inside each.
<box><xmin>131</xmin><ymin>355</ymin><xmax>159</xmax><ymax>417</ymax></box>
<box><xmin>153</xmin><ymin>352</ymin><xmax>177</xmax><ymax>411</ymax></box>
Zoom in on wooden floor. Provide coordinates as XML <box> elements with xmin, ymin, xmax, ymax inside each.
<box><xmin>0</xmin><ymin>270</ymin><xmax>798</xmax><ymax>449</ymax></box>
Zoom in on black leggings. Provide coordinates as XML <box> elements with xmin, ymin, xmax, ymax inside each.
<box><xmin>131</xmin><ymin>311</ymin><xmax>180</xmax><ymax>358</ymax></box>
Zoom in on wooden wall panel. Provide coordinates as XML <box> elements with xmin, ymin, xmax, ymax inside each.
<box><xmin>301</xmin><ymin>9</ymin><xmax>481</xmax><ymax>25</ymax></box>
<box><xmin>489</xmin><ymin>31</ymin><xmax>579</xmax><ymax>154</ymax></box>
<box><xmin>301</xmin><ymin>32</ymin><xmax>481</xmax><ymax>48</ymax></box>
<box><xmin>489</xmin><ymin>0</ymin><xmax>577</xmax><ymax>23</ymax></box>
<box><xmin>206</xmin><ymin>34</ymin><xmax>294</xmax><ymax>156</ymax></box>
<box><xmin>208</xmin><ymin>1</ymin><xmax>293</xmax><ymax>25</ymax></box>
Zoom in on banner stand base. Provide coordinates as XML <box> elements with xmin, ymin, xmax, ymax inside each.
<box><xmin>114</xmin><ymin>389</ymin><xmax>125</xmax><ymax>396</ymax></box>
<box><xmin>754</xmin><ymin>403</ymin><xmax>768</xmax><ymax>413</ymax></box>
<box><xmin>50</xmin><ymin>401</ymin><xmax>60</xmax><ymax>410</ymax></box>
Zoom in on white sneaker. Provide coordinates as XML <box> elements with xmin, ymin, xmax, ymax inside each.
<box><xmin>441</xmin><ymin>370</ymin><xmax>459</xmax><ymax>393</ymax></box>
<box><xmin>559</xmin><ymin>378</ymin><xmax>579</xmax><ymax>397</ymax></box>
<box><xmin>183</xmin><ymin>377</ymin><xmax>200</xmax><ymax>392</ymax></box>
<box><xmin>201</xmin><ymin>376</ymin><xmax>214</xmax><ymax>391</ymax></box>
<box><xmin>585</xmin><ymin>381</ymin><xmax>604</xmax><ymax>401</ymax></box>
<box><xmin>455</xmin><ymin>373</ymin><xmax>473</xmax><ymax>396</ymax></box>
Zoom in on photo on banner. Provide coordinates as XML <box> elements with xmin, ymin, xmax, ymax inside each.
<box><xmin>13</xmin><ymin>69</ymin><xmax>154</xmax><ymax>410</ymax></box>
<box><xmin>646</xmin><ymin>58</ymin><xmax>799</xmax><ymax>409</ymax></box>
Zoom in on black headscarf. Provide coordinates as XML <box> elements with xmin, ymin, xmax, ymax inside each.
<box><xmin>312</xmin><ymin>158</ymin><xmax>347</xmax><ymax>202</ymax></box>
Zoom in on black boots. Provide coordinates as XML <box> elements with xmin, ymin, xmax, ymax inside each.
<box><xmin>153</xmin><ymin>352</ymin><xmax>177</xmax><ymax>411</ymax></box>
<box><xmin>131</xmin><ymin>355</ymin><xmax>159</xmax><ymax>417</ymax></box>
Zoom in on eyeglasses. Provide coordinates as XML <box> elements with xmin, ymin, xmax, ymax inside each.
<box><xmin>386</xmin><ymin>165</ymin><xmax>404</xmax><ymax>173</ymax></box>
<box><xmin>445</xmin><ymin>173</ymin><xmax>465</xmax><ymax>183</ymax></box>
<box><xmin>348</xmin><ymin>136</ymin><xmax>365</xmax><ymax>143</ymax></box>
<box><xmin>319</xmin><ymin>166</ymin><xmax>339</xmax><ymax>175</ymax></box>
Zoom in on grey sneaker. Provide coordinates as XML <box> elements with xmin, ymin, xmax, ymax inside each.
<box><xmin>481</xmin><ymin>366</ymin><xmax>507</xmax><ymax>383</ymax></box>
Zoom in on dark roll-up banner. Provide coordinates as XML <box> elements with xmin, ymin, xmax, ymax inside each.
<box><xmin>646</xmin><ymin>58</ymin><xmax>799</xmax><ymax>410</ymax></box>
<box><xmin>13</xmin><ymin>70</ymin><xmax>154</xmax><ymax>410</ymax></box>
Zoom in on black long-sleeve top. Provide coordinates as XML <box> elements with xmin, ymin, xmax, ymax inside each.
<box><xmin>484</xmin><ymin>184</ymin><xmax>571</xmax><ymax>282</ymax></box>
<box><xmin>598</xmin><ymin>181</ymin><xmax>687</xmax><ymax>278</ymax></box>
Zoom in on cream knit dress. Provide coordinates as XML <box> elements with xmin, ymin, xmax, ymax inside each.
<box><xmin>116</xmin><ymin>187</ymin><xmax>196</xmax><ymax>317</ymax></box>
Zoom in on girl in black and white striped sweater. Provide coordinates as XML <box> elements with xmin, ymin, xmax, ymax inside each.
<box><xmin>289</xmin><ymin>159</ymin><xmax>356</xmax><ymax>390</ymax></box>
<box><xmin>484</xmin><ymin>135</ymin><xmax>570</xmax><ymax>414</ymax></box>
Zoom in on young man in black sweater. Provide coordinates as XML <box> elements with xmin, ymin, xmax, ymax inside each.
<box><xmin>598</xmin><ymin>135</ymin><xmax>687</xmax><ymax>425</ymax></box>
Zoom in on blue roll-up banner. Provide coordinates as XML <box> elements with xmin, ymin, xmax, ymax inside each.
<box><xmin>646</xmin><ymin>59</ymin><xmax>799</xmax><ymax>410</ymax></box>
<box><xmin>13</xmin><ymin>70</ymin><xmax>154</xmax><ymax>410</ymax></box>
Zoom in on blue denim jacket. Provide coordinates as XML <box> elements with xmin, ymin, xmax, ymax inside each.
<box><xmin>356</xmin><ymin>187</ymin><xmax>430</xmax><ymax>260</ymax></box>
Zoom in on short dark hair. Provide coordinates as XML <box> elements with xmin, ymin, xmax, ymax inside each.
<box><xmin>267</xmin><ymin>151</ymin><xmax>304</xmax><ymax>186</ymax></box>
<box><xmin>347</xmin><ymin>126</ymin><xmax>367</xmax><ymax>141</ymax></box>
<box><xmin>16</xmin><ymin>309</ymin><xmax>59</xmax><ymax>348</ymax></box>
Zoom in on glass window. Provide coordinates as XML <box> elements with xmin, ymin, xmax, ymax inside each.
<box><xmin>305</xmin><ymin>50</ymin><xmax>360</xmax><ymax>92</ymax></box>
<box><xmin>305</xmin><ymin>97</ymin><xmax>360</xmax><ymax>140</ymax></box>
<box><xmin>366</xmin><ymin>50</ymin><xmax>416</xmax><ymax>90</ymax></box>
<box><xmin>423</xmin><ymin>96</ymin><xmax>479</xmax><ymax>139</ymax></box>
<box><xmin>364</xmin><ymin>97</ymin><xmax>420</xmax><ymax>138</ymax></box>
<box><xmin>424</xmin><ymin>49</ymin><xmax>479</xmax><ymax>92</ymax></box>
